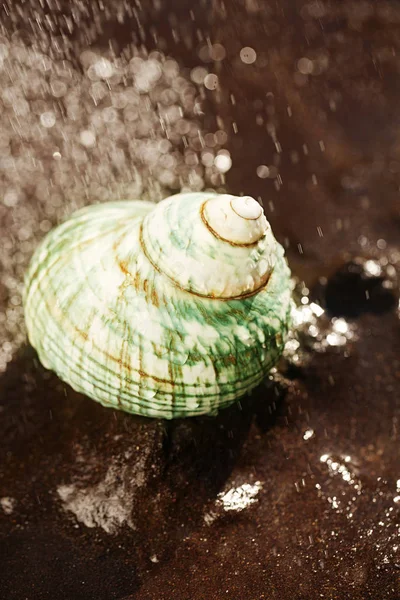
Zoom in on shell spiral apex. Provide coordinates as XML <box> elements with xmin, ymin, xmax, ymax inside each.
<box><xmin>23</xmin><ymin>192</ymin><xmax>292</xmax><ymax>419</ymax></box>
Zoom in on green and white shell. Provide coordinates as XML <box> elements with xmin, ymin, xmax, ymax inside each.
<box><xmin>23</xmin><ymin>192</ymin><xmax>292</xmax><ymax>419</ymax></box>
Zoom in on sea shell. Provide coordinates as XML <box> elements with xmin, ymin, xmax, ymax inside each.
<box><xmin>23</xmin><ymin>192</ymin><xmax>292</xmax><ymax>419</ymax></box>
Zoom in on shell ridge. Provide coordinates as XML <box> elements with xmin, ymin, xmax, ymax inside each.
<box><xmin>24</xmin><ymin>194</ymin><xmax>292</xmax><ymax>418</ymax></box>
<box><xmin>29</xmin><ymin>283</ymin><xmax>268</xmax><ymax>396</ymax></box>
<box><xmin>24</xmin><ymin>220</ymin><xmax>126</xmax><ymax>307</ymax></box>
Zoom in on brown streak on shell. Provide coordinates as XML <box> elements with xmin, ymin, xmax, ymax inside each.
<box><xmin>144</xmin><ymin>279</ymin><xmax>161</xmax><ymax>309</ymax></box>
<box><xmin>26</xmin><ymin>223</ymin><xmax>122</xmax><ymax>296</ymax></box>
<box><xmin>150</xmin><ymin>286</ymin><xmax>160</xmax><ymax>308</ymax></box>
<box><xmin>116</xmin><ymin>251</ymin><xmax>160</xmax><ymax>308</ymax></box>
<box><xmin>118</xmin><ymin>260</ymin><xmax>129</xmax><ymax>276</ymax></box>
<box><xmin>139</xmin><ymin>222</ymin><xmax>273</xmax><ymax>300</ymax></box>
<box><xmin>230</xmin><ymin>197</ymin><xmax>262</xmax><ymax>221</ymax></box>
<box><xmin>37</xmin><ymin>275</ymin><xmax>178</xmax><ymax>387</ymax></box>
<box><xmin>134</xmin><ymin>271</ymin><xmax>141</xmax><ymax>291</ymax></box>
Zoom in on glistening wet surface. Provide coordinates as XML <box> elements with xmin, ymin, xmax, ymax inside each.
<box><xmin>0</xmin><ymin>1</ymin><xmax>400</xmax><ymax>599</ymax></box>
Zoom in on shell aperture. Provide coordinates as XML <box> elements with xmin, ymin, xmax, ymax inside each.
<box><xmin>23</xmin><ymin>192</ymin><xmax>292</xmax><ymax>419</ymax></box>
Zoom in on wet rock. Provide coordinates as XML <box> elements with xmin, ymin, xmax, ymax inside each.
<box><xmin>324</xmin><ymin>258</ymin><xmax>398</xmax><ymax>318</ymax></box>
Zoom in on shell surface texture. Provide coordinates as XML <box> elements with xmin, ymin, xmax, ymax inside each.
<box><xmin>24</xmin><ymin>193</ymin><xmax>292</xmax><ymax>419</ymax></box>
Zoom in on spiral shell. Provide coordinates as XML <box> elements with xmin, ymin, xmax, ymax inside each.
<box><xmin>23</xmin><ymin>192</ymin><xmax>292</xmax><ymax>419</ymax></box>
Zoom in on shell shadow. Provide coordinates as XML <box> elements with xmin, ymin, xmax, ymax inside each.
<box><xmin>0</xmin><ymin>344</ymin><xmax>286</xmax><ymax>557</ymax></box>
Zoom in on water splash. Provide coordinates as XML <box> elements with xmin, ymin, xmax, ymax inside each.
<box><xmin>0</xmin><ymin>38</ymin><xmax>231</xmax><ymax>371</ymax></box>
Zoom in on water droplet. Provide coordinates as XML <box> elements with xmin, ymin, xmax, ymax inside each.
<box><xmin>190</xmin><ymin>63</ymin><xmax>208</xmax><ymax>84</ymax></box>
<box><xmin>204</xmin><ymin>74</ymin><xmax>219</xmax><ymax>90</ymax></box>
<box><xmin>3</xmin><ymin>189</ymin><xmax>19</xmax><ymax>207</ymax></box>
<box><xmin>94</xmin><ymin>58</ymin><xmax>114</xmax><ymax>79</ymax></box>
<box><xmin>80</xmin><ymin>130</ymin><xmax>96</xmax><ymax>148</ymax></box>
<box><xmin>297</xmin><ymin>57</ymin><xmax>314</xmax><ymax>75</ymax></box>
<box><xmin>210</xmin><ymin>44</ymin><xmax>226</xmax><ymax>62</ymax></box>
<box><xmin>169</xmin><ymin>338</ymin><xmax>189</xmax><ymax>365</ymax></box>
<box><xmin>40</xmin><ymin>112</ymin><xmax>56</xmax><ymax>128</ymax></box>
<box><xmin>140</xmin><ymin>383</ymin><xmax>157</xmax><ymax>400</ymax></box>
<box><xmin>214</xmin><ymin>152</ymin><xmax>232</xmax><ymax>173</ymax></box>
<box><xmin>256</xmin><ymin>165</ymin><xmax>270</xmax><ymax>178</ymax></box>
<box><xmin>240</xmin><ymin>47</ymin><xmax>257</xmax><ymax>64</ymax></box>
